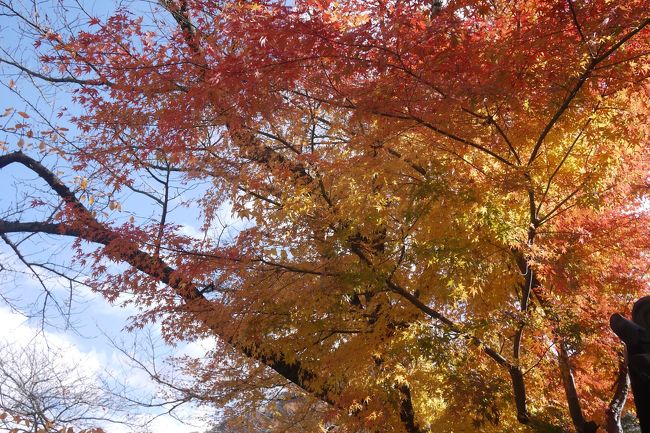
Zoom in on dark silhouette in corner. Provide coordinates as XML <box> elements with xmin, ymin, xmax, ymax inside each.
<box><xmin>611</xmin><ymin>296</ymin><xmax>650</xmax><ymax>433</ymax></box>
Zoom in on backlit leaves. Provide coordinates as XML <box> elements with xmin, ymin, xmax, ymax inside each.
<box><xmin>1</xmin><ymin>0</ymin><xmax>649</xmax><ymax>432</ymax></box>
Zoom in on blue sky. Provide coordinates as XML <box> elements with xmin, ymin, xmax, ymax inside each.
<box><xmin>0</xmin><ymin>1</ymin><xmax>231</xmax><ymax>431</ymax></box>
<box><xmin>0</xmin><ymin>305</ymin><xmax>216</xmax><ymax>433</ymax></box>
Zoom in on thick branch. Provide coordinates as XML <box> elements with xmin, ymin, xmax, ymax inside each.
<box><xmin>398</xmin><ymin>383</ymin><xmax>429</xmax><ymax>433</ymax></box>
<box><xmin>0</xmin><ymin>152</ymin><xmax>331</xmax><ymax>405</ymax></box>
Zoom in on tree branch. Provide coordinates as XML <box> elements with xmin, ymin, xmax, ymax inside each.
<box><xmin>0</xmin><ymin>57</ymin><xmax>111</xmax><ymax>86</ymax></box>
<box><xmin>527</xmin><ymin>17</ymin><xmax>650</xmax><ymax>165</ymax></box>
<box><xmin>0</xmin><ymin>151</ymin><xmax>333</xmax><ymax>406</ymax></box>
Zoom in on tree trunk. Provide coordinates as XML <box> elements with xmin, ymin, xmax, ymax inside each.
<box><xmin>605</xmin><ymin>357</ymin><xmax>629</xmax><ymax>433</ymax></box>
<box><xmin>558</xmin><ymin>343</ymin><xmax>598</xmax><ymax>433</ymax></box>
<box><xmin>509</xmin><ymin>366</ymin><xmax>530</xmax><ymax>423</ymax></box>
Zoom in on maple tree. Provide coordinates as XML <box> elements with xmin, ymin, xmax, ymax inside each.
<box><xmin>1</xmin><ymin>0</ymin><xmax>649</xmax><ymax>432</ymax></box>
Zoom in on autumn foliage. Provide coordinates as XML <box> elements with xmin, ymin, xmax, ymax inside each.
<box><xmin>1</xmin><ymin>0</ymin><xmax>649</xmax><ymax>432</ymax></box>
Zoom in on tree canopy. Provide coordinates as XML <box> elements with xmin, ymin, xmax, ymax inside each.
<box><xmin>0</xmin><ymin>0</ymin><xmax>649</xmax><ymax>432</ymax></box>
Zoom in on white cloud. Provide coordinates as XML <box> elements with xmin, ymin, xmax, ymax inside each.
<box><xmin>0</xmin><ymin>307</ymin><xmax>214</xmax><ymax>433</ymax></box>
<box><xmin>181</xmin><ymin>336</ymin><xmax>217</xmax><ymax>358</ymax></box>
<box><xmin>179</xmin><ymin>224</ymin><xmax>205</xmax><ymax>240</ymax></box>
<box><xmin>0</xmin><ymin>307</ymin><xmax>103</xmax><ymax>376</ymax></box>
